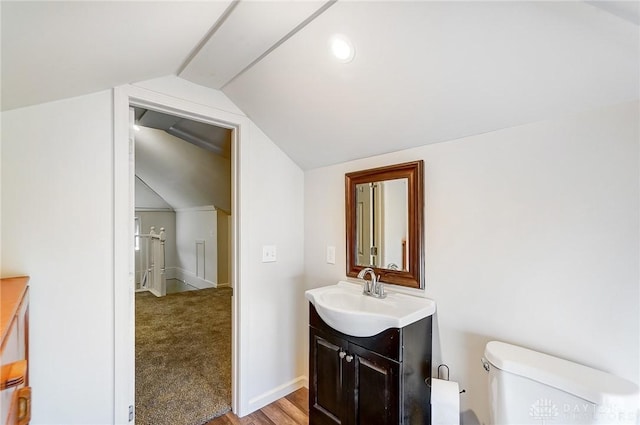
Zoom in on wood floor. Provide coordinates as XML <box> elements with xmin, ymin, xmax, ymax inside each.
<box><xmin>206</xmin><ymin>388</ymin><xmax>309</xmax><ymax>425</ymax></box>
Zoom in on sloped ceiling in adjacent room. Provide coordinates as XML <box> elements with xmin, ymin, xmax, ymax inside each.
<box><xmin>135</xmin><ymin>108</ymin><xmax>232</xmax><ymax>158</ymax></box>
<box><xmin>135</xmin><ymin>126</ymin><xmax>231</xmax><ymax>212</ymax></box>
<box><xmin>2</xmin><ymin>1</ymin><xmax>638</xmax><ymax>170</ymax></box>
<box><xmin>135</xmin><ymin>176</ymin><xmax>174</xmax><ymax>211</ymax></box>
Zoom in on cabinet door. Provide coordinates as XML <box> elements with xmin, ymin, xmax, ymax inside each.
<box><xmin>310</xmin><ymin>329</ymin><xmax>348</xmax><ymax>425</ymax></box>
<box><xmin>348</xmin><ymin>343</ymin><xmax>400</xmax><ymax>425</ymax></box>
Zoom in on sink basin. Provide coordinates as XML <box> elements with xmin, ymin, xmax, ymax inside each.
<box><xmin>305</xmin><ymin>281</ymin><xmax>436</xmax><ymax>337</ymax></box>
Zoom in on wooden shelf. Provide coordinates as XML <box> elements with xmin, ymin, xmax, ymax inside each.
<box><xmin>1</xmin><ymin>276</ymin><xmax>30</xmax><ymax>425</ymax></box>
<box><xmin>1</xmin><ymin>276</ymin><xmax>29</xmax><ymax>347</ymax></box>
<box><xmin>1</xmin><ymin>360</ymin><xmax>27</xmax><ymax>390</ymax></box>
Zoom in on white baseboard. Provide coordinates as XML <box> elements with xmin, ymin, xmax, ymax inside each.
<box><xmin>245</xmin><ymin>376</ymin><xmax>308</xmax><ymax>414</ymax></box>
<box><xmin>175</xmin><ymin>267</ymin><xmax>216</xmax><ymax>289</ymax></box>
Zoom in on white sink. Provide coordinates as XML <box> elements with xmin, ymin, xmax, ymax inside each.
<box><xmin>305</xmin><ymin>281</ymin><xmax>436</xmax><ymax>337</ymax></box>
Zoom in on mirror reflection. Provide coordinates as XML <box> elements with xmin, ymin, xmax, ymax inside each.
<box><xmin>355</xmin><ymin>178</ymin><xmax>408</xmax><ymax>271</ymax></box>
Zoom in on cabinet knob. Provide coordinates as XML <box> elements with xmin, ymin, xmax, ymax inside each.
<box><xmin>345</xmin><ymin>355</ymin><xmax>353</xmax><ymax>362</ymax></box>
<box><xmin>339</xmin><ymin>351</ymin><xmax>346</xmax><ymax>359</ymax></box>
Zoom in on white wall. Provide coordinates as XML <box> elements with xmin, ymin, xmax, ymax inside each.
<box><xmin>175</xmin><ymin>206</ymin><xmax>218</xmax><ymax>288</ymax></box>
<box><xmin>1</xmin><ymin>76</ymin><xmax>306</xmax><ymax>423</ymax></box>
<box><xmin>304</xmin><ymin>101</ymin><xmax>639</xmax><ymax>424</ymax></box>
<box><xmin>1</xmin><ymin>91</ymin><xmax>115</xmax><ymax>423</ymax></box>
<box><xmin>239</xmin><ymin>122</ymin><xmax>307</xmax><ymax>409</ymax></box>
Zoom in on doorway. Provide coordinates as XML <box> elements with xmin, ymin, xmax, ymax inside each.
<box><xmin>132</xmin><ymin>107</ymin><xmax>233</xmax><ymax>424</ymax></box>
<box><xmin>113</xmin><ymin>84</ymin><xmax>244</xmax><ymax>424</ymax></box>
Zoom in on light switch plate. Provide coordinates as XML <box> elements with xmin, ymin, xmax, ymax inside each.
<box><xmin>262</xmin><ymin>245</ymin><xmax>277</xmax><ymax>262</ymax></box>
<box><xmin>326</xmin><ymin>246</ymin><xmax>336</xmax><ymax>264</ymax></box>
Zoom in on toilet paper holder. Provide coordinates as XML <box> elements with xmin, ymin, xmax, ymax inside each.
<box><xmin>425</xmin><ymin>364</ymin><xmax>466</xmax><ymax>394</ymax></box>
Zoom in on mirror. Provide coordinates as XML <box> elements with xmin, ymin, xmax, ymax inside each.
<box><xmin>346</xmin><ymin>160</ymin><xmax>424</xmax><ymax>289</ymax></box>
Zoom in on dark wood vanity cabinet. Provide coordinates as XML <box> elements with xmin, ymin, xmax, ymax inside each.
<box><xmin>309</xmin><ymin>304</ymin><xmax>432</xmax><ymax>425</ymax></box>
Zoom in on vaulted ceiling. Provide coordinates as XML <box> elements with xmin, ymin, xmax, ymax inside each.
<box><xmin>2</xmin><ymin>1</ymin><xmax>638</xmax><ymax>170</ymax></box>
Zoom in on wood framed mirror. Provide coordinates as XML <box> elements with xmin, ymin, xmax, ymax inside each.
<box><xmin>346</xmin><ymin>160</ymin><xmax>424</xmax><ymax>289</ymax></box>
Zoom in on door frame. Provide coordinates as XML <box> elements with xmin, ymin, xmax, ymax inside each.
<box><xmin>113</xmin><ymin>84</ymin><xmax>245</xmax><ymax>423</ymax></box>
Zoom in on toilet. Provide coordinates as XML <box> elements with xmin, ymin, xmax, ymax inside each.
<box><xmin>483</xmin><ymin>341</ymin><xmax>639</xmax><ymax>425</ymax></box>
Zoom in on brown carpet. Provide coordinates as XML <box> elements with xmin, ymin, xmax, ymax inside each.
<box><xmin>135</xmin><ymin>287</ymin><xmax>232</xmax><ymax>425</ymax></box>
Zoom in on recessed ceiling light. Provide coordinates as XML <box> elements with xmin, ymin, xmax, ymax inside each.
<box><xmin>330</xmin><ymin>35</ymin><xmax>355</xmax><ymax>63</ymax></box>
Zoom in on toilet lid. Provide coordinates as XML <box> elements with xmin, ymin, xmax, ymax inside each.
<box><xmin>484</xmin><ymin>341</ymin><xmax>639</xmax><ymax>407</ymax></box>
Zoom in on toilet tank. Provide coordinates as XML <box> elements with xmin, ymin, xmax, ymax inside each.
<box><xmin>484</xmin><ymin>341</ymin><xmax>639</xmax><ymax>425</ymax></box>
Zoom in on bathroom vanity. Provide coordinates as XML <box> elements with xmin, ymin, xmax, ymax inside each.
<box><xmin>308</xmin><ymin>160</ymin><xmax>433</xmax><ymax>424</ymax></box>
<box><xmin>308</xmin><ymin>302</ymin><xmax>433</xmax><ymax>425</ymax></box>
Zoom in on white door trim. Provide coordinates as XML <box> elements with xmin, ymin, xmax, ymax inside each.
<box><xmin>113</xmin><ymin>84</ymin><xmax>246</xmax><ymax>423</ymax></box>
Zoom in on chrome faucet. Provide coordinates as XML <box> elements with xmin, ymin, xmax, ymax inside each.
<box><xmin>357</xmin><ymin>267</ymin><xmax>386</xmax><ymax>298</ymax></box>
